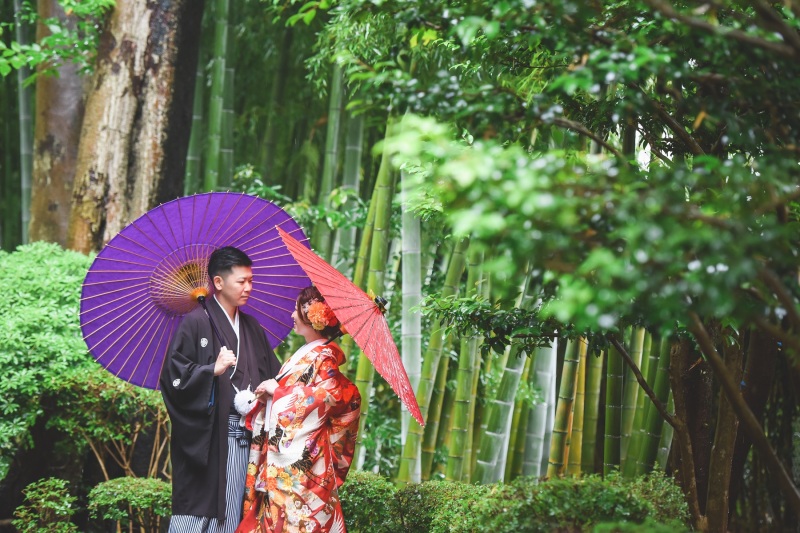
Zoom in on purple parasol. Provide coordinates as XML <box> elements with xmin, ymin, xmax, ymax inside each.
<box><xmin>80</xmin><ymin>192</ymin><xmax>310</xmax><ymax>390</ymax></box>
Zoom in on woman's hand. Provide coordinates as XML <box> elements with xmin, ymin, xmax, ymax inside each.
<box><xmin>255</xmin><ymin>378</ymin><xmax>278</xmax><ymax>398</ymax></box>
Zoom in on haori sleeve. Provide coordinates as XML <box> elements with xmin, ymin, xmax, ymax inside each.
<box><xmin>160</xmin><ymin>315</ymin><xmax>215</xmax><ymax>414</ymax></box>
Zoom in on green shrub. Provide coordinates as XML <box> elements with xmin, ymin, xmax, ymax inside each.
<box><xmin>12</xmin><ymin>477</ymin><xmax>78</xmax><ymax>532</ymax></box>
<box><xmin>340</xmin><ymin>470</ymin><xmax>398</xmax><ymax>532</ymax></box>
<box><xmin>394</xmin><ymin>479</ymin><xmax>489</xmax><ymax>532</ymax></box>
<box><xmin>337</xmin><ymin>470</ymin><xmax>689</xmax><ymax>533</ymax></box>
<box><xmin>49</xmin><ymin>364</ymin><xmax>169</xmax><ymax>477</ymax></box>
<box><xmin>88</xmin><ymin>476</ymin><xmax>172</xmax><ymax>531</ymax></box>
<box><xmin>616</xmin><ymin>470</ymin><xmax>690</xmax><ymax>526</ymax></box>
<box><xmin>428</xmin><ymin>481</ymin><xmax>492</xmax><ymax>533</ymax></box>
<box><xmin>593</xmin><ymin>518</ymin><xmax>691</xmax><ymax>533</ymax></box>
<box><xmin>0</xmin><ymin>243</ymin><xmax>94</xmax><ymax>478</ymax></box>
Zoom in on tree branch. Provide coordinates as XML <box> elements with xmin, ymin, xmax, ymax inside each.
<box><xmin>758</xmin><ymin>267</ymin><xmax>800</xmax><ymax>331</ymax></box>
<box><xmin>607</xmin><ymin>335</ymin><xmax>677</xmax><ymax>428</ymax></box>
<box><xmin>550</xmin><ymin>117</ymin><xmax>628</xmax><ymax>161</ymax></box>
<box><xmin>631</xmin><ymin>84</ymin><xmax>706</xmax><ymax>155</ymax></box>
<box><xmin>753</xmin><ymin>316</ymin><xmax>800</xmax><ymax>353</ymax></box>
<box><xmin>750</xmin><ymin>0</ymin><xmax>800</xmax><ymax>52</ymax></box>
<box><xmin>754</xmin><ymin>186</ymin><xmax>800</xmax><ymax>216</ymax></box>
<box><xmin>636</xmin><ymin>125</ymin><xmax>673</xmax><ymax>164</ymax></box>
<box><xmin>688</xmin><ymin>312</ymin><xmax>800</xmax><ymax>519</ymax></box>
<box><xmin>645</xmin><ymin>0</ymin><xmax>797</xmax><ymax>59</ymax></box>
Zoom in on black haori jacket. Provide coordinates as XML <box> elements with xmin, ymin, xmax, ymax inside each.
<box><xmin>160</xmin><ymin>301</ymin><xmax>281</xmax><ymax>519</ymax></box>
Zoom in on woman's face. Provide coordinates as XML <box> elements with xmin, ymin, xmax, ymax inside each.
<box><xmin>291</xmin><ymin>308</ymin><xmax>316</xmax><ymax>338</ymax></box>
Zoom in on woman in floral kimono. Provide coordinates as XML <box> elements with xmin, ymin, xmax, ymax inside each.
<box><xmin>237</xmin><ymin>286</ymin><xmax>361</xmax><ymax>533</ymax></box>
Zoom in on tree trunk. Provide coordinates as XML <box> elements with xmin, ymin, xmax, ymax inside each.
<box><xmin>728</xmin><ymin>328</ymin><xmax>778</xmax><ymax>509</ymax></box>
<box><xmin>28</xmin><ymin>0</ymin><xmax>84</xmax><ymax>246</ymax></box>
<box><xmin>68</xmin><ymin>0</ymin><xmax>204</xmax><ymax>253</ymax></box>
<box><xmin>706</xmin><ymin>330</ymin><xmax>744</xmax><ymax>533</ymax></box>
<box><xmin>669</xmin><ymin>336</ymin><xmax>707</xmax><ymax>531</ymax></box>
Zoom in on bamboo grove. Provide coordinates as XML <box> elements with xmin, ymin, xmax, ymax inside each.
<box><xmin>2</xmin><ymin>1</ymin><xmax>800</xmax><ymax>531</ymax></box>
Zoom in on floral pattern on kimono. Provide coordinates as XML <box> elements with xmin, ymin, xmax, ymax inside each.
<box><xmin>238</xmin><ymin>341</ymin><xmax>360</xmax><ymax>533</ymax></box>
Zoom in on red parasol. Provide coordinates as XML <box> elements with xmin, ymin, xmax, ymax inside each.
<box><xmin>277</xmin><ymin>227</ymin><xmax>424</xmax><ymax>426</ymax></box>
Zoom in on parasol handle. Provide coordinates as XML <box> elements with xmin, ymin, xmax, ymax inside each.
<box><xmin>196</xmin><ymin>294</ymin><xmax>227</xmax><ymax>412</ymax></box>
<box><xmin>196</xmin><ymin>294</ymin><xmax>228</xmax><ymax>348</ymax></box>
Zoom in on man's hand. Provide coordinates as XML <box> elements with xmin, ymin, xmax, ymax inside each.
<box><xmin>255</xmin><ymin>378</ymin><xmax>278</xmax><ymax>398</ymax></box>
<box><xmin>214</xmin><ymin>346</ymin><xmax>236</xmax><ymax>376</ymax></box>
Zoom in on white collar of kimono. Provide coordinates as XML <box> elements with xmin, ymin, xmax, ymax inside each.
<box><xmin>213</xmin><ymin>295</ymin><xmax>239</xmax><ymax>338</ymax></box>
<box><xmin>277</xmin><ymin>338</ymin><xmax>327</xmax><ymax>381</ymax></box>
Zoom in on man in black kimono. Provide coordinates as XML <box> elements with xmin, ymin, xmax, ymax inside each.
<box><xmin>160</xmin><ymin>247</ymin><xmax>282</xmax><ymax>532</ymax></box>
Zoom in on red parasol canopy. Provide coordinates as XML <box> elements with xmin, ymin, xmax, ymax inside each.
<box><xmin>277</xmin><ymin>227</ymin><xmax>424</xmax><ymax>426</ymax></box>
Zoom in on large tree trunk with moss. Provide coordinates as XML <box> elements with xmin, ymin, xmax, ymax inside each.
<box><xmin>28</xmin><ymin>2</ymin><xmax>86</xmax><ymax>246</ymax></box>
<box><xmin>67</xmin><ymin>0</ymin><xmax>203</xmax><ymax>253</ymax></box>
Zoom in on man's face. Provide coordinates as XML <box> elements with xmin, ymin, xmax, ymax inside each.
<box><xmin>213</xmin><ymin>265</ymin><xmax>253</xmax><ymax>308</ymax></box>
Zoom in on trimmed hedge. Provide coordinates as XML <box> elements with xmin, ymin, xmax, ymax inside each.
<box><xmin>340</xmin><ymin>471</ymin><xmax>690</xmax><ymax>533</ymax></box>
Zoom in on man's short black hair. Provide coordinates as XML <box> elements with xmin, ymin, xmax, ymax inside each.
<box><xmin>208</xmin><ymin>246</ymin><xmax>252</xmax><ymax>280</ymax></box>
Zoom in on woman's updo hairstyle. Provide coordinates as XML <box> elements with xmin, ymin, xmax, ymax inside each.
<box><xmin>296</xmin><ymin>285</ymin><xmax>341</xmax><ymax>340</ymax></box>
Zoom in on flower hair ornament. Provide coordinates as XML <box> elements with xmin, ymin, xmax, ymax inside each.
<box><xmin>303</xmin><ymin>299</ymin><xmax>340</xmax><ymax>331</ymax></box>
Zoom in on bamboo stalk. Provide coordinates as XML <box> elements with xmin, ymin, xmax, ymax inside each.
<box><xmin>397</xmin><ymin>237</ymin><xmax>469</xmax><ymax>484</ymax></box>
<box><xmin>352</xmin><ymin>122</ymin><xmax>397</xmax><ymax>467</ymax></box>
<box><xmin>311</xmin><ymin>64</ymin><xmax>344</xmax><ymax>261</ymax></box>
<box><xmin>636</xmin><ymin>336</ymin><xmax>672</xmax><ymax>475</ymax></box>
<box><xmin>604</xmin><ymin>342</ymin><xmax>623</xmax><ymax>475</ymax></box>
<box><xmin>566</xmin><ymin>339</ymin><xmax>588</xmax><ymax>477</ymax></box>
<box><xmin>184</xmin><ymin>57</ymin><xmax>205</xmax><ymax>195</ymax></box>
<box><xmin>656</xmin><ymin>393</ymin><xmax>675</xmax><ymax>469</ymax></box>
<box><xmin>399</xmin><ymin>170</ymin><xmax>421</xmax><ymax>442</ymax></box>
<box><xmin>521</xmin><ymin>343</ymin><xmax>558</xmax><ymax>477</ymax></box>
<box><xmin>14</xmin><ymin>0</ymin><xmax>31</xmax><ymax>244</ymax></box>
<box><xmin>547</xmin><ymin>338</ymin><xmax>581</xmax><ymax>478</ymax></box>
<box><xmin>422</xmin><ymin>346</ymin><xmax>453</xmax><ymax>479</ymax></box>
<box><xmin>474</xmin><ymin>273</ymin><xmax>538</xmax><ymax>484</ymax></box>
<box><xmin>445</xmin><ymin>246</ymin><xmax>484</xmax><ymax>481</ymax></box>
<box><xmin>331</xmin><ymin>109</ymin><xmax>365</xmax><ymax>274</ymax></box>
<box><xmin>220</xmin><ymin>67</ymin><xmax>234</xmax><ymax>188</ymax></box>
<box><xmin>341</xmin><ymin>119</ymin><xmax>389</xmax><ymax>374</ymax></box>
<box><xmin>621</xmin><ymin>327</ymin><xmax>646</xmax><ymax>464</ymax></box>
<box><xmin>581</xmin><ymin>348</ymin><xmax>604</xmax><ymax>474</ymax></box>
<box><xmin>506</xmin><ymin>354</ymin><xmax>533</xmax><ymax>481</ymax></box>
<box><xmin>202</xmin><ymin>0</ymin><xmax>229</xmax><ymax>191</ymax></box>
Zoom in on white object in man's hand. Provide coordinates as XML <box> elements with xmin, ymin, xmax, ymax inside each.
<box><xmin>214</xmin><ymin>346</ymin><xmax>236</xmax><ymax>376</ymax></box>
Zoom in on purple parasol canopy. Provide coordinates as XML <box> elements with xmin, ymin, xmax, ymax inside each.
<box><xmin>80</xmin><ymin>192</ymin><xmax>310</xmax><ymax>390</ymax></box>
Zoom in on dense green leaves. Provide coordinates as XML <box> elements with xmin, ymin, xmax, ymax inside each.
<box><xmin>0</xmin><ymin>243</ymin><xmax>93</xmax><ymax>478</ymax></box>
<box><xmin>12</xmin><ymin>477</ymin><xmax>78</xmax><ymax>533</ymax></box>
<box><xmin>388</xmin><ymin>116</ymin><xmax>798</xmax><ymax>340</ymax></box>
<box><xmin>0</xmin><ymin>1</ymin><xmax>115</xmax><ymax>80</ymax></box>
